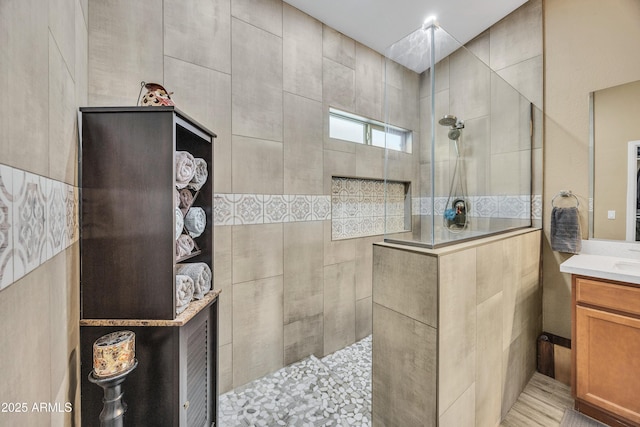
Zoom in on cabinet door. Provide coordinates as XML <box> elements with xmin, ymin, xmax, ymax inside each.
<box><xmin>179</xmin><ymin>306</ymin><xmax>214</xmax><ymax>426</ymax></box>
<box><xmin>576</xmin><ymin>305</ymin><xmax>640</xmax><ymax>424</ymax></box>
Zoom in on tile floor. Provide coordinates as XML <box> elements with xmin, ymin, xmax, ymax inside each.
<box><xmin>219</xmin><ymin>336</ymin><xmax>371</xmax><ymax>427</ymax></box>
<box><xmin>219</xmin><ymin>335</ymin><xmax>579</xmax><ymax>427</ymax></box>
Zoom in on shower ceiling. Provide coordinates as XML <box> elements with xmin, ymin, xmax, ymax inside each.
<box><xmin>283</xmin><ymin>0</ymin><xmax>528</xmax><ymax>60</ymax></box>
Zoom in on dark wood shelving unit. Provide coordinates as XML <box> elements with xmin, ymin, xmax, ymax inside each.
<box><xmin>79</xmin><ymin>106</ymin><xmax>218</xmax><ymax>426</ymax></box>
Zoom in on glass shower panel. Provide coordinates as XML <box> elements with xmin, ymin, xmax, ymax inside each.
<box><xmin>383</xmin><ymin>22</ymin><xmax>535</xmax><ymax>248</ymax></box>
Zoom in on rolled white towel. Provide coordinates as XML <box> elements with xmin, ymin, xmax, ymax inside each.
<box><xmin>179</xmin><ymin>188</ymin><xmax>194</xmax><ymax>210</ymax></box>
<box><xmin>175</xmin><ymin>208</ymin><xmax>184</xmax><ymax>240</ymax></box>
<box><xmin>176</xmin><ymin>274</ymin><xmax>194</xmax><ymax>314</ymax></box>
<box><xmin>188</xmin><ymin>158</ymin><xmax>208</xmax><ymax>191</ymax></box>
<box><xmin>175</xmin><ymin>151</ymin><xmax>196</xmax><ymax>189</ymax></box>
<box><xmin>176</xmin><ymin>234</ymin><xmax>195</xmax><ymax>259</ymax></box>
<box><xmin>184</xmin><ymin>207</ymin><xmax>206</xmax><ymax>238</ymax></box>
<box><xmin>176</xmin><ymin>263</ymin><xmax>212</xmax><ymax>300</ymax></box>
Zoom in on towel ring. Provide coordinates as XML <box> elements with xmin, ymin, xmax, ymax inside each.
<box><xmin>551</xmin><ymin>190</ymin><xmax>579</xmax><ymax>208</ymax></box>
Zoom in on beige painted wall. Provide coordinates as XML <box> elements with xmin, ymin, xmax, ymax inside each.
<box><xmin>544</xmin><ymin>0</ymin><xmax>640</xmax><ymax>337</ymax></box>
<box><xmin>0</xmin><ymin>0</ymin><xmax>87</xmax><ymax>425</ymax></box>
<box><xmin>592</xmin><ymin>80</ymin><xmax>640</xmax><ymax>240</ymax></box>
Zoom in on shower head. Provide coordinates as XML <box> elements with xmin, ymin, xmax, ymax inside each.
<box><xmin>448</xmin><ymin>128</ymin><xmax>461</xmax><ymax>140</ymax></box>
<box><xmin>438</xmin><ymin>114</ymin><xmax>458</xmax><ymax>127</ymax></box>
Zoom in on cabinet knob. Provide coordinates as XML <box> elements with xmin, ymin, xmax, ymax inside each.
<box><xmin>183</xmin><ymin>400</ymin><xmax>190</xmax><ymax>410</ymax></box>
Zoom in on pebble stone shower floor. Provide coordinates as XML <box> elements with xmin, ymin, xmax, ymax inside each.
<box><xmin>219</xmin><ymin>335</ymin><xmax>372</xmax><ymax>427</ymax></box>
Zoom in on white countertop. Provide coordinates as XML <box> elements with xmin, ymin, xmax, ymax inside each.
<box><xmin>560</xmin><ymin>239</ymin><xmax>640</xmax><ymax>285</ymax></box>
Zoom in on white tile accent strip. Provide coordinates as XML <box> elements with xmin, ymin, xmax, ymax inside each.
<box><xmin>0</xmin><ymin>163</ymin><xmax>78</xmax><ymax>291</ymax></box>
<box><xmin>213</xmin><ymin>193</ymin><xmax>541</xmax><ymax>228</ymax></box>
<box><xmin>412</xmin><ymin>194</ymin><xmax>542</xmax><ymax>220</ymax></box>
<box><xmin>214</xmin><ymin>194</ymin><xmax>331</xmax><ymax>226</ymax></box>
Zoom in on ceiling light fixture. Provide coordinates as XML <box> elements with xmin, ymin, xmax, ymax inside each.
<box><xmin>423</xmin><ymin>15</ymin><xmax>438</xmax><ymax>29</ymax></box>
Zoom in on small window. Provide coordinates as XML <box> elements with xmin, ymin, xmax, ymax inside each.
<box><xmin>329</xmin><ymin>108</ymin><xmax>412</xmax><ymax>153</ymax></box>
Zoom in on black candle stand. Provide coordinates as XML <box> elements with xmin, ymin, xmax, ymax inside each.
<box><xmin>88</xmin><ymin>360</ymin><xmax>138</xmax><ymax>427</ymax></box>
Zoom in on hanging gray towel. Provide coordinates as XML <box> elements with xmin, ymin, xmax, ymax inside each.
<box><xmin>551</xmin><ymin>206</ymin><xmax>581</xmax><ymax>254</ymax></box>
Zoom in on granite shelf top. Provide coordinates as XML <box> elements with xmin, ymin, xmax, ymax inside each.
<box><xmin>80</xmin><ymin>289</ymin><xmax>221</xmax><ymax>327</ymax></box>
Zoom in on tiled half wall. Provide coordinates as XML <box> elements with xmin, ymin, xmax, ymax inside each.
<box><xmin>0</xmin><ymin>164</ymin><xmax>79</xmax><ymax>290</ymax></box>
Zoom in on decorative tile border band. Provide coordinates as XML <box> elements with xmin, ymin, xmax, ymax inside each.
<box><xmin>213</xmin><ymin>194</ymin><xmax>331</xmax><ymax>226</ymax></box>
<box><xmin>412</xmin><ymin>195</ymin><xmax>542</xmax><ymax>220</ymax></box>
<box><xmin>213</xmin><ymin>193</ymin><xmax>542</xmax><ymax>227</ymax></box>
<box><xmin>0</xmin><ymin>164</ymin><xmax>79</xmax><ymax>291</ymax></box>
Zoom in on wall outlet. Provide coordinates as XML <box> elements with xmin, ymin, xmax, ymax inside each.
<box><xmin>608</xmin><ymin>210</ymin><xmax>616</xmax><ymax>219</ymax></box>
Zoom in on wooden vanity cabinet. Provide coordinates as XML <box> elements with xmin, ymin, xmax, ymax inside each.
<box><xmin>572</xmin><ymin>276</ymin><xmax>640</xmax><ymax>426</ymax></box>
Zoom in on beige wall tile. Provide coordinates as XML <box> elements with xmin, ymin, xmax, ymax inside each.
<box><xmin>78</xmin><ymin>0</ymin><xmax>88</xmax><ymax>26</ymax></box>
<box><xmin>232</xmin><ymin>276</ymin><xmax>284</xmax><ymax>387</ymax></box>
<box><xmin>283</xmin><ymin>4</ymin><xmax>322</xmax><ymax>101</ymax></box>
<box><xmin>476</xmin><ymin>292</ymin><xmax>503</xmax><ymax>427</ymax></box>
<box><xmin>50</xmin><ymin>0</ymin><xmax>76</xmax><ymax>81</ymax></box>
<box><xmin>490</xmin><ymin>150</ymin><xmax>532</xmax><ymax>196</ymax></box>
<box><xmin>88</xmin><ymin>0</ymin><xmax>164</xmax><ymax>106</ymax></box>
<box><xmin>322</xmin><ymin>26</ymin><xmax>355</xmax><ymax>69</ymax></box>
<box><xmin>49</xmin><ymin>247</ymin><xmax>80</xmax><ymax>404</ymax></box>
<box><xmin>459</xmin><ymin>115</ymin><xmax>490</xmax><ymax>196</ymax></box>
<box><xmin>476</xmin><ymin>240</ymin><xmax>504</xmax><ymax>304</ymax></box>
<box><xmin>355</xmin><ymin>144</ymin><xmax>385</xmax><ymax>180</ymax></box>
<box><xmin>490</xmin><ymin>0</ymin><xmax>542</xmax><ymax>70</ymax></box>
<box><xmin>218</xmin><ymin>343</ymin><xmax>233</xmax><ymax>394</ymax></box>
<box><xmin>438</xmin><ymin>248</ymin><xmax>477</xmax><ymax>416</ymax></box>
<box><xmin>490</xmin><ymin>72</ymin><xmax>532</xmax><ymax>155</ymax></box>
<box><xmin>214</xmin><ymin>226</ymin><xmax>232</xmax><ymax>346</ymax></box>
<box><xmin>355</xmin><ymin>43</ymin><xmax>383</xmax><ymax>121</ymax></box>
<box><xmin>497</xmin><ymin>55</ymin><xmax>543</xmax><ymax>109</ymax></box>
<box><xmin>49</xmin><ymin>35</ymin><xmax>78</xmax><ymax>185</ymax></box>
<box><xmin>75</xmin><ymin>1</ymin><xmax>88</xmax><ymax>108</ymax></box>
<box><xmin>164</xmin><ymin>56</ymin><xmax>232</xmax><ymax>192</ymax></box>
<box><xmin>164</xmin><ymin>0</ymin><xmax>230</xmax><ymax>74</ymax></box>
<box><xmin>372</xmin><ymin>245</ymin><xmax>437</xmax><ymax>327</ymax></box>
<box><xmin>356</xmin><ymin>297</ymin><xmax>372</xmax><ymax>340</ymax></box>
<box><xmin>0</xmin><ymin>264</ymin><xmax>52</xmax><ymax>425</ymax></box>
<box><xmin>323</xmin><ymin>220</ymin><xmax>356</xmax><ymax>266</ymax></box>
<box><xmin>501</xmin><ymin>330</ymin><xmax>536</xmax><ymax>419</ymax></box>
<box><xmin>284</xmin><ymin>313</ymin><xmax>323</xmax><ymax>365</ymax></box>
<box><xmin>231</xmin><ymin>0</ymin><xmax>282</xmax><ymax>37</ymax></box>
<box><xmin>466</xmin><ymin>31</ymin><xmax>490</xmax><ymax>66</ymax></box>
<box><xmin>284</xmin><ymin>221</ymin><xmax>324</xmax><ymax>324</ymax></box>
<box><xmin>231</xmin><ymin>135</ymin><xmax>283</xmax><ymax>194</ymax></box>
<box><xmin>355</xmin><ymin>236</ymin><xmax>378</xmax><ymax>300</ymax></box>
<box><xmin>0</xmin><ymin>0</ymin><xmax>49</xmax><ymax>175</ymax></box>
<box><xmin>323</xmin><ymin>261</ymin><xmax>355</xmax><ymax>355</ymax></box>
<box><xmin>322</xmin><ymin>146</ymin><xmax>356</xmax><ymax>195</ymax></box>
<box><xmin>439</xmin><ymin>384</ymin><xmax>476</xmax><ymax>427</ymax></box>
<box><xmin>385</xmin><ymin>149</ymin><xmax>418</xmax><ymax>185</ymax></box>
<box><xmin>372</xmin><ymin>303</ymin><xmax>437</xmax><ymax>426</ymax></box>
<box><xmin>449</xmin><ymin>47</ymin><xmax>490</xmax><ymax>122</ymax></box>
<box><xmin>231</xmin><ymin>18</ymin><xmax>283</xmax><ymax>141</ymax></box>
<box><xmin>232</xmin><ymin>223</ymin><xmax>283</xmax><ymax>284</ymax></box>
<box><xmin>502</xmin><ymin>236</ymin><xmax>521</xmax><ymax>348</ymax></box>
<box><xmin>323</xmin><ymin>58</ymin><xmax>355</xmax><ymax>112</ymax></box>
<box><xmin>284</xmin><ymin>93</ymin><xmax>323</xmax><ymax>195</ymax></box>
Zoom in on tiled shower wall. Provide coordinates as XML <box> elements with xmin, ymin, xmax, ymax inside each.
<box><xmin>0</xmin><ymin>0</ymin><xmax>87</xmax><ymax>425</ymax></box>
<box><xmin>87</xmin><ymin>0</ymin><xmax>419</xmax><ymax>392</ymax></box>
